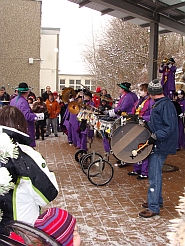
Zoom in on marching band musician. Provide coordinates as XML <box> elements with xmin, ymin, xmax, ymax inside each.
<box><xmin>69</xmin><ymin>92</ymin><xmax>82</xmax><ymax>149</ymax></box>
<box><xmin>176</xmin><ymin>89</ymin><xmax>185</xmax><ymax>150</ymax></box>
<box><xmin>128</xmin><ymin>83</ymin><xmax>154</xmax><ymax>180</ymax></box>
<box><xmin>109</xmin><ymin>82</ymin><xmax>136</xmax><ymax>168</ymax></box>
<box><xmin>159</xmin><ymin>57</ymin><xmax>177</xmax><ymax>99</ymax></box>
<box><xmin>109</xmin><ymin>82</ymin><xmax>135</xmax><ymax>118</ymax></box>
<box><xmin>78</xmin><ymin>90</ymin><xmax>95</xmax><ymax>151</ymax></box>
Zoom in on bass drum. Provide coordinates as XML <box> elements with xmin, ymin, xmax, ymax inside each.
<box><xmin>111</xmin><ymin>122</ymin><xmax>153</xmax><ymax>163</ymax></box>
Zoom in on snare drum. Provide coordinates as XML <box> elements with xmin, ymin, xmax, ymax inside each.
<box><xmin>111</xmin><ymin>122</ymin><xmax>152</xmax><ymax>163</ymax></box>
<box><xmin>110</xmin><ymin>116</ymin><xmax>124</xmax><ymax>136</ymax></box>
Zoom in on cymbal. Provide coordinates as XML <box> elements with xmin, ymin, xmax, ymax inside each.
<box><xmin>62</xmin><ymin>88</ymin><xmax>76</xmax><ymax>103</ymax></box>
<box><xmin>68</xmin><ymin>101</ymin><xmax>80</xmax><ymax>114</ymax></box>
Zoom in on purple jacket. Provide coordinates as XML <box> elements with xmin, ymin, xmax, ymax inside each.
<box><xmin>10</xmin><ymin>95</ymin><xmax>37</xmax><ymax>147</ymax></box>
<box><xmin>159</xmin><ymin>65</ymin><xmax>176</xmax><ymax>96</ymax></box>
<box><xmin>132</xmin><ymin>95</ymin><xmax>154</xmax><ymax>122</ymax></box>
<box><xmin>114</xmin><ymin>92</ymin><xmax>135</xmax><ymax>114</ymax></box>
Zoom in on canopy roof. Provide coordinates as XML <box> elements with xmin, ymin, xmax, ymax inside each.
<box><xmin>68</xmin><ymin>0</ymin><xmax>185</xmax><ymax>35</ymax></box>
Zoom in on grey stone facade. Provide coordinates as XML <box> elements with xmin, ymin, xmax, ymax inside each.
<box><xmin>0</xmin><ymin>0</ymin><xmax>41</xmax><ymax>96</ymax></box>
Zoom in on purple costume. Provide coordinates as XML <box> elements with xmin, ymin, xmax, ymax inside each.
<box><xmin>63</xmin><ymin>107</ymin><xmax>73</xmax><ymax>144</ymax></box>
<box><xmin>114</xmin><ymin>92</ymin><xmax>135</xmax><ymax>114</ymax></box>
<box><xmin>69</xmin><ymin>111</ymin><xmax>81</xmax><ymax>148</ymax></box>
<box><xmin>159</xmin><ymin>64</ymin><xmax>176</xmax><ymax>99</ymax></box>
<box><xmin>80</xmin><ymin>100</ymin><xmax>95</xmax><ymax>150</ymax></box>
<box><xmin>10</xmin><ymin>95</ymin><xmax>37</xmax><ymax>147</ymax></box>
<box><xmin>131</xmin><ymin>95</ymin><xmax>154</xmax><ymax>176</ymax></box>
<box><xmin>130</xmin><ymin>91</ymin><xmax>138</xmax><ymax>103</ymax></box>
<box><xmin>177</xmin><ymin>98</ymin><xmax>185</xmax><ymax>149</ymax></box>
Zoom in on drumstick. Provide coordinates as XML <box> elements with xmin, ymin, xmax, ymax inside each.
<box><xmin>131</xmin><ymin>141</ymin><xmax>149</xmax><ymax>157</ymax></box>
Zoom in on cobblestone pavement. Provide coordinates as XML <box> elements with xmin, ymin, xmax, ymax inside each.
<box><xmin>35</xmin><ymin>132</ymin><xmax>185</xmax><ymax>246</ymax></box>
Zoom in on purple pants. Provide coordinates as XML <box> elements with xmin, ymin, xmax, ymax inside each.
<box><xmin>133</xmin><ymin>158</ymin><xmax>148</xmax><ymax>176</ymax></box>
<box><xmin>178</xmin><ymin>119</ymin><xmax>185</xmax><ymax>149</ymax></box>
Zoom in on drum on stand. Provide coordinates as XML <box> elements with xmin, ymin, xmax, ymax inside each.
<box><xmin>111</xmin><ymin>122</ymin><xmax>152</xmax><ymax>163</ymax></box>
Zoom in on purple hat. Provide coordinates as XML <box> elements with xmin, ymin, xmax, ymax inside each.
<box><xmin>34</xmin><ymin>208</ymin><xmax>76</xmax><ymax>246</ymax></box>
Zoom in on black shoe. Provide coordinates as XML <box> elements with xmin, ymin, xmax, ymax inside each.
<box><xmin>42</xmin><ymin>136</ymin><xmax>44</xmax><ymax>140</ymax></box>
<box><xmin>118</xmin><ymin>162</ymin><xmax>129</xmax><ymax>168</ymax></box>
<box><xmin>55</xmin><ymin>134</ymin><xmax>58</xmax><ymax>137</ymax></box>
<box><xmin>69</xmin><ymin>141</ymin><xmax>73</xmax><ymax>145</ymax></box>
<box><xmin>128</xmin><ymin>171</ymin><xmax>140</xmax><ymax>176</ymax></box>
<box><xmin>137</xmin><ymin>174</ymin><xmax>148</xmax><ymax>180</ymax></box>
<box><xmin>45</xmin><ymin>135</ymin><xmax>49</xmax><ymax>137</ymax></box>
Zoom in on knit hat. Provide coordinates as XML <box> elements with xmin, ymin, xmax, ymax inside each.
<box><xmin>148</xmin><ymin>79</ymin><xmax>163</xmax><ymax>96</ymax></box>
<box><xmin>117</xmin><ymin>82</ymin><xmax>131</xmax><ymax>91</ymax></box>
<box><xmin>17</xmin><ymin>82</ymin><xmax>30</xmax><ymax>93</ymax></box>
<box><xmin>53</xmin><ymin>91</ymin><xmax>58</xmax><ymax>96</ymax></box>
<box><xmin>34</xmin><ymin>208</ymin><xmax>76</xmax><ymax>246</ymax></box>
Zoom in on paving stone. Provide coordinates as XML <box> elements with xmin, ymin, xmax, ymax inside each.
<box><xmin>35</xmin><ymin>133</ymin><xmax>185</xmax><ymax>246</ymax></box>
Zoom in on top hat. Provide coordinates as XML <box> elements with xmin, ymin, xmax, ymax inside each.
<box><xmin>168</xmin><ymin>57</ymin><xmax>175</xmax><ymax>63</ymax></box>
<box><xmin>84</xmin><ymin>90</ymin><xmax>92</xmax><ymax>98</ymax></box>
<box><xmin>117</xmin><ymin>82</ymin><xmax>131</xmax><ymax>91</ymax></box>
<box><xmin>17</xmin><ymin>82</ymin><xmax>30</xmax><ymax>93</ymax></box>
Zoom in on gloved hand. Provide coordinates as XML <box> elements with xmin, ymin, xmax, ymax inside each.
<box><xmin>148</xmin><ymin>133</ymin><xmax>157</xmax><ymax>145</ymax></box>
<box><xmin>168</xmin><ymin>63</ymin><xmax>172</xmax><ymax>68</ymax></box>
<box><xmin>139</xmin><ymin>117</ymin><xmax>146</xmax><ymax>126</ymax></box>
<box><xmin>179</xmin><ymin>113</ymin><xmax>183</xmax><ymax>118</ymax></box>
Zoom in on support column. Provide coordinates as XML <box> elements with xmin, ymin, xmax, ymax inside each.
<box><xmin>148</xmin><ymin>20</ymin><xmax>159</xmax><ymax>82</ymax></box>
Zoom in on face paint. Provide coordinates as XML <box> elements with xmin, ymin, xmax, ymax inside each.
<box><xmin>138</xmin><ymin>89</ymin><xmax>146</xmax><ymax>97</ymax></box>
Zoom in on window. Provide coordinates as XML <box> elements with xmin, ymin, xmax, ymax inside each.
<box><xmin>59</xmin><ymin>79</ymin><xmax>65</xmax><ymax>91</ymax></box>
<box><xmin>85</xmin><ymin>80</ymin><xmax>90</xmax><ymax>85</ymax></box>
<box><xmin>76</xmin><ymin>80</ymin><xmax>81</xmax><ymax>85</ymax></box>
<box><xmin>69</xmin><ymin>80</ymin><xmax>74</xmax><ymax>85</ymax></box>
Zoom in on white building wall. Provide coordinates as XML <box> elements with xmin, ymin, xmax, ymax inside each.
<box><xmin>40</xmin><ymin>28</ymin><xmax>60</xmax><ymax>94</ymax></box>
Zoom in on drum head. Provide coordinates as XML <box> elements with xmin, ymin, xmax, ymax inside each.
<box><xmin>111</xmin><ymin>122</ymin><xmax>152</xmax><ymax>163</ymax></box>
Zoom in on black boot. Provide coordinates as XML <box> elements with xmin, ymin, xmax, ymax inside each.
<box><xmin>42</xmin><ymin>135</ymin><xmax>44</xmax><ymax>140</ymax></box>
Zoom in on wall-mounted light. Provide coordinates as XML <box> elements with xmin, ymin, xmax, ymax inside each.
<box><xmin>28</xmin><ymin>58</ymin><xmax>44</xmax><ymax>64</ymax></box>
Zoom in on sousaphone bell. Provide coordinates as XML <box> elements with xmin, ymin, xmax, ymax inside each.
<box><xmin>62</xmin><ymin>87</ymin><xmax>76</xmax><ymax>103</ymax></box>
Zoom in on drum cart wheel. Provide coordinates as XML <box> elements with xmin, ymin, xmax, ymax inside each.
<box><xmin>87</xmin><ymin>159</ymin><xmax>114</xmax><ymax>186</ymax></box>
<box><xmin>75</xmin><ymin>149</ymin><xmax>87</xmax><ymax>163</ymax></box>
<box><xmin>80</xmin><ymin>151</ymin><xmax>103</xmax><ymax>175</ymax></box>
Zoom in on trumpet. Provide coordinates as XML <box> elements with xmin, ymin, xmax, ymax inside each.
<box><xmin>162</xmin><ymin>58</ymin><xmax>169</xmax><ymax>64</ymax></box>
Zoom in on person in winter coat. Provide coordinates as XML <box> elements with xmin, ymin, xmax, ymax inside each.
<box><xmin>0</xmin><ymin>106</ymin><xmax>58</xmax><ymax>235</ymax></box>
<box><xmin>10</xmin><ymin>82</ymin><xmax>37</xmax><ymax>147</ymax></box>
<box><xmin>45</xmin><ymin>93</ymin><xmax>61</xmax><ymax>137</ymax></box>
<box><xmin>139</xmin><ymin>79</ymin><xmax>178</xmax><ymax>218</ymax></box>
<box><xmin>32</xmin><ymin>97</ymin><xmax>48</xmax><ymax>140</ymax></box>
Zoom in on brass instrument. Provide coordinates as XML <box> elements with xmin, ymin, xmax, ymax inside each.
<box><xmin>67</xmin><ymin>101</ymin><xmax>80</xmax><ymax>114</ymax></box>
<box><xmin>162</xmin><ymin>57</ymin><xmax>169</xmax><ymax>65</ymax></box>
<box><xmin>68</xmin><ymin>101</ymin><xmax>92</xmax><ymax>114</ymax></box>
<box><xmin>62</xmin><ymin>88</ymin><xmax>76</xmax><ymax>103</ymax></box>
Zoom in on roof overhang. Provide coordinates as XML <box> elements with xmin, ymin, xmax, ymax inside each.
<box><xmin>68</xmin><ymin>0</ymin><xmax>185</xmax><ymax>35</ymax></box>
